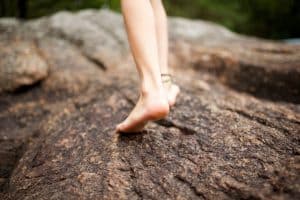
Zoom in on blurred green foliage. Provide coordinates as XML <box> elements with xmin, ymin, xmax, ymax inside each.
<box><xmin>0</xmin><ymin>0</ymin><xmax>299</xmax><ymax>39</ymax></box>
<box><xmin>164</xmin><ymin>0</ymin><xmax>300</xmax><ymax>39</ymax></box>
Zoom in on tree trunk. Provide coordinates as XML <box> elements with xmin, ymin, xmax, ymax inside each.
<box><xmin>17</xmin><ymin>0</ymin><xmax>27</xmax><ymax>19</ymax></box>
<box><xmin>0</xmin><ymin>0</ymin><xmax>6</xmax><ymax>17</ymax></box>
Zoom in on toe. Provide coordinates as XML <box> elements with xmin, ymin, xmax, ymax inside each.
<box><xmin>116</xmin><ymin>120</ymin><xmax>135</xmax><ymax>133</ymax></box>
<box><xmin>116</xmin><ymin>123</ymin><xmax>125</xmax><ymax>132</ymax></box>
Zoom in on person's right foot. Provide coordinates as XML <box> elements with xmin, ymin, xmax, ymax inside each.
<box><xmin>161</xmin><ymin>74</ymin><xmax>180</xmax><ymax>107</ymax></box>
<box><xmin>162</xmin><ymin>78</ymin><xmax>180</xmax><ymax>107</ymax></box>
<box><xmin>116</xmin><ymin>91</ymin><xmax>169</xmax><ymax>133</ymax></box>
<box><xmin>166</xmin><ymin>83</ymin><xmax>180</xmax><ymax>107</ymax></box>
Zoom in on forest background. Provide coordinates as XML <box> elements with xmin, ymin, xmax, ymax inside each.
<box><xmin>0</xmin><ymin>0</ymin><xmax>299</xmax><ymax>39</ymax></box>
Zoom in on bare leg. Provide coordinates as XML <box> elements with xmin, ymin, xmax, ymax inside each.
<box><xmin>117</xmin><ymin>0</ymin><xmax>169</xmax><ymax>133</ymax></box>
<box><xmin>150</xmin><ymin>0</ymin><xmax>180</xmax><ymax>106</ymax></box>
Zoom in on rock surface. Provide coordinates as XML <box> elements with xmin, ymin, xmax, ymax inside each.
<box><xmin>0</xmin><ymin>9</ymin><xmax>299</xmax><ymax>200</ymax></box>
<box><xmin>0</xmin><ymin>40</ymin><xmax>48</xmax><ymax>92</ymax></box>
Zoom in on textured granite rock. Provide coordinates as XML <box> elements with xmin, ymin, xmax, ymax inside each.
<box><xmin>0</xmin><ymin>9</ymin><xmax>299</xmax><ymax>200</ymax></box>
<box><xmin>0</xmin><ymin>40</ymin><xmax>48</xmax><ymax>92</ymax></box>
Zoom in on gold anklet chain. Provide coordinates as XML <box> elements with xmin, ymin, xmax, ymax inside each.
<box><xmin>161</xmin><ymin>74</ymin><xmax>173</xmax><ymax>84</ymax></box>
<box><xmin>161</xmin><ymin>74</ymin><xmax>174</xmax><ymax>91</ymax></box>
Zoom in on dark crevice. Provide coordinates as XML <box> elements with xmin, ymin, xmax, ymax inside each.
<box><xmin>0</xmin><ymin>140</ymin><xmax>27</xmax><ymax>193</ymax></box>
<box><xmin>253</xmin><ymin>47</ymin><xmax>293</xmax><ymax>54</ymax></box>
<box><xmin>194</xmin><ymin>50</ymin><xmax>300</xmax><ymax>104</ymax></box>
<box><xmin>155</xmin><ymin>119</ymin><xmax>197</xmax><ymax>135</ymax></box>
<box><xmin>223</xmin><ymin>62</ymin><xmax>300</xmax><ymax>104</ymax></box>
<box><xmin>280</xmin><ymin>116</ymin><xmax>300</xmax><ymax>126</ymax></box>
<box><xmin>8</xmin><ymin>80</ymin><xmax>43</xmax><ymax>95</ymax></box>
<box><xmin>177</xmin><ymin>153</ymin><xmax>199</xmax><ymax>166</ymax></box>
<box><xmin>83</xmin><ymin>53</ymin><xmax>107</xmax><ymax>70</ymax></box>
<box><xmin>216</xmin><ymin>177</ymin><xmax>261</xmax><ymax>200</ymax></box>
<box><xmin>174</xmin><ymin>175</ymin><xmax>207</xmax><ymax>199</ymax></box>
<box><xmin>149</xmin><ymin>176</ymin><xmax>173</xmax><ymax>198</ymax></box>
<box><xmin>132</xmin><ymin>187</ymin><xmax>144</xmax><ymax>200</ymax></box>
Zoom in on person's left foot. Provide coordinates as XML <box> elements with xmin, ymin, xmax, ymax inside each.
<box><xmin>116</xmin><ymin>91</ymin><xmax>169</xmax><ymax>133</ymax></box>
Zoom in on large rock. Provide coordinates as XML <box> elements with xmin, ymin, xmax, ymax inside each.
<box><xmin>0</xmin><ymin>39</ymin><xmax>48</xmax><ymax>92</ymax></box>
<box><xmin>0</xmin><ymin>9</ymin><xmax>299</xmax><ymax>200</ymax></box>
<box><xmin>7</xmin><ymin>78</ymin><xmax>300</xmax><ymax>200</ymax></box>
<box><xmin>168</xmin><ymin>17</ymin><xmax>300</xmax><ymax>103</ymax></box>
<box><xmin>47</xmin><ymin>10</ymin><xmax>127</xmax><ymax>69</ymax></box>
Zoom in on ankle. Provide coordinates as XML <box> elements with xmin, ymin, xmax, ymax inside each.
<box><xmin>140</xmin><ymin>89</ymin><xmax>167</xmax><ymax>102</ymax></box>
<box><xmin>140</xmin><ymin>83</ymin><xmax>164</xmax><ymax>97</ymax></box>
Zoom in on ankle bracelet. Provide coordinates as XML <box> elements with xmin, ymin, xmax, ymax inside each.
<box><xmin>161</xmin><ymin>73</ymin><xmax>173</xmax><ymax>84</ymax></box>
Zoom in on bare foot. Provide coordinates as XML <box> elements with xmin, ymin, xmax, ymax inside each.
<box><xmin>116</xmin><ymin>92</ymin><xmax>169</xmax><ymax>133</ymax></box>
<box><xmin>164</xmin><ymin>83</ymin><xmax>180</xmax><ymax>107</ymax></box>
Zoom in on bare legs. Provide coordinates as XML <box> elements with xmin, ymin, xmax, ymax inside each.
<box><xmin>117</xmin><ymin>0</ymin><xmax>179</xmax><ymax>133</ymax></box>
<box><xmin>116</xmin><ymin>0</ymin><xmax>169</xmax><ymax>133</ymax></box>
<box><xmin>150</xmin><ymin>0</ymin><xmax>180</xmax><ymax>106</ymax></box>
